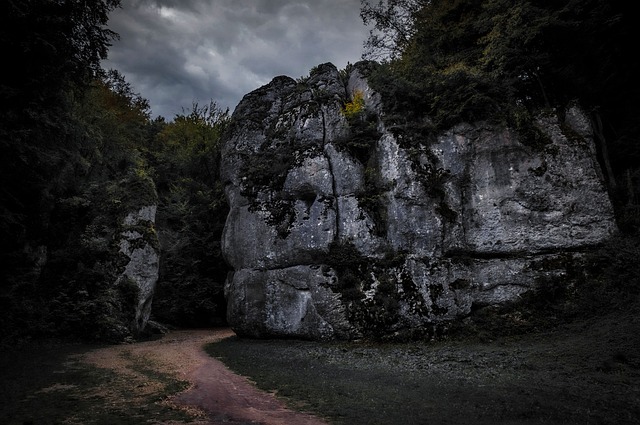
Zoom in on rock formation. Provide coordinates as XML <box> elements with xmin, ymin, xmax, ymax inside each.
<box><xmin>220</xmin><ymin>62</ymin><xmax>617</xmax><ymax>340</ymax></box>
<box><xmin>117</xmin><ymin>204</ymin><xmax>160</xmax><ymax>335</ymax></box>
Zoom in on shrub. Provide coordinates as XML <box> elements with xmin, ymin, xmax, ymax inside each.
<box><xmin>343</xmin><ymin>90</ymin><xmax>366</xmax><ymax>120</ymax></box>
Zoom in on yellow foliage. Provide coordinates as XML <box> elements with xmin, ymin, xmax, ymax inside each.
<box><xmin>343</xmin><ymin>89</ymin><xmax>365</xmax><ymax>119</ymax></box>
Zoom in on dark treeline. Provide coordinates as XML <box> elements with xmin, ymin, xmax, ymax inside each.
<box><xmin>1</xmin><ymin>0</ymin><xmax>230</xmax><ymax>342</ymax></box>
<box><xmin>1</xmin><ymin>0</ymin><xmax>638</xmax><ymax>342</ymax></box>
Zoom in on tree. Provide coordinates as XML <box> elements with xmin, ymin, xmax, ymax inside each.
<box><xmin>0</xmin><ymin>0</ymin><xmax>122</xmax><ymax>257</ymax></box>
<box><xmin>155</xmin><ymin>102</ymin><xmax>229</xmax><ymax>185</ymax></box>
<box><xmin>361</xmin><ymin>0</ymin><xmax>428</xmax><ymax>61</ymax></box>
<box><xmin>0</xmin><ymin>0</ymin><xmax>121</xmax><ymax>128</ymax></box>
<box><xmin>0</xmin><ymin>1</ymin><xmax>173</xmax><ymax>341</ymax></box>
<box><xmin>150</xmin><ymin>102</ymin><xmax>232</xmax><ymax>328</ymax></box>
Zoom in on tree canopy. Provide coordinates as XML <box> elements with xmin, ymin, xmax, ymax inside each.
<box><xmin>0</xmin><ymin>0</ymin><xmax>122</xmax><ymax>253</ymax></box>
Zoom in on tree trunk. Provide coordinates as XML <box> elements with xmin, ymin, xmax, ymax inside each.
<box><xmin>592</xmin><ymin>111</ymin><xmax>617</xmax><ymax>193</ymax></box>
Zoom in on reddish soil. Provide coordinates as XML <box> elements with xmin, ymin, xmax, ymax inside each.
<box><xmin>82</xmin><ymin>328</ymin><xmax>328</xmax><ymax>425</ymax></box>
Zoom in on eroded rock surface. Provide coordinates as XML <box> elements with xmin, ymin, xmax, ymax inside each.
<box><xmin>220</xmin><ymin>62</ymin><xmax>617</xmax><ymax>340</ymax></box>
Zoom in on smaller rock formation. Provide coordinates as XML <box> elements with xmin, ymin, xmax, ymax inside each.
<box><xmin>117</xmin><ymin>205</ymin><xmax>160</xmax><ymax>335</ymax></box>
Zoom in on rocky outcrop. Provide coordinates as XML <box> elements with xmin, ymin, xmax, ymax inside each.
<box><xmin>220</xmin><ymin>62</ymin><xmax>617</xmax><ymax>340</ymax></box>
<box><xmin>117</xmin><ymin>204</ymin><xmax>160</xmax><ymax>335</ymax></box>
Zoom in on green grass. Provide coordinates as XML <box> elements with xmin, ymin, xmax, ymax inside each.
<box><xmin>0</xmin><ymin>340</ymin><xmax>193</xmax><ymax>425</ymax></box>
<box><xmin>205</xmin><ymin>309</ymin><xmax>640</xmax><ymax>425</ymax></box>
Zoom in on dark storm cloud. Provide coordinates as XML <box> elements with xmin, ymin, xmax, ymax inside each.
<box><xmin>103</xmin><ymin>0</ymin><xmax>370</xmax><ymax>119</ymax></box>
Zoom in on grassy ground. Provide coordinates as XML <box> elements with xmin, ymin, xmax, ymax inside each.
<box><xmin>205</xmin><ymin>307</ymin><xmax>640</xmax><ymax>425</ymax></box>
<box><xmin>0</xmin><ymin>339</ymin><xmax>195</xmax><ymax>425</ymax></box>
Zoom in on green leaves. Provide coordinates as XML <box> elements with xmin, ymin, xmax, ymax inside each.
<box><xmin>150</xmin><ymin>102</ymin><xmax>231</xmax><ymax>328</ymax></box>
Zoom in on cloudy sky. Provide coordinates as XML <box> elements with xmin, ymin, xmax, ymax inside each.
<box><xmin>102</xmin><ymin>0</ymin><xmax>372</xmax><ymax>120</ymax></box>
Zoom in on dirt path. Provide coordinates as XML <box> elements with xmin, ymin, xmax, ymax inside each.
<box><xmin>82</xmin><ymin>328</ymin><xmax>329</xmax><ymax>425</ymax></box>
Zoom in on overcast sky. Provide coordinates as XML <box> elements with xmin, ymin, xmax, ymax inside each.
<box><xmin>102</xmin><ymin>0</ymin><xmax>371</xmax><ymax>120</ymax></box>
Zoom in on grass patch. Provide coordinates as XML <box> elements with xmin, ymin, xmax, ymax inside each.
<box><xmin>206</xmin><ymin>338</ymin><xmax>432</xmax><ymax>424</ymax></box>
<box><xmin>206</xmin><ymin>310</ymin><xmax>640</xmax><ymax>425</ymax></box>
<box><xmin>0</xmin><ymin>340</ymin><xmax>193</xmax><ymax>425</ymax></box>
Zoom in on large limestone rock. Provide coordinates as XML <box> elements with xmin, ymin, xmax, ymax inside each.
<box><xmin>220</xmin><ymin>62</ymin><xmax>617</xmax><ymax>340</ymax></box>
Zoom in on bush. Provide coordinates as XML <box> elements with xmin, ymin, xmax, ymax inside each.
<box><xmin>343</xmin><ymin>89</ymin><xmax>366</xmax><ymax>120</ymax></box>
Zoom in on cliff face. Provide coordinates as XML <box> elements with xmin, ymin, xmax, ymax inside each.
<box><xmin>220</xmin><ymin>62</ymin><xmax>617</xmax><ymax>340</ymax></box>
